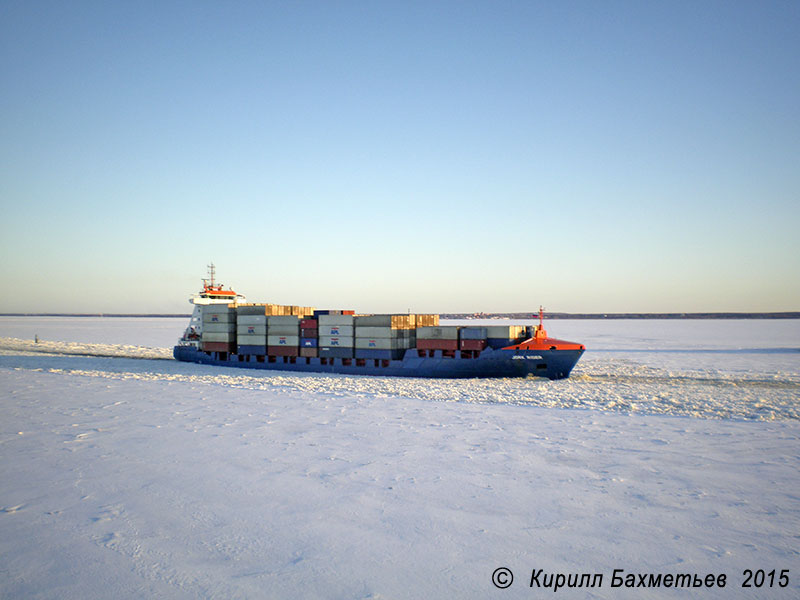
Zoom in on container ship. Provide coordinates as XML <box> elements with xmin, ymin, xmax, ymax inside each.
<box><xmin>173</xmin><ymin>266</ymin><xmax>585</xmax><ymax>379</ymax></box>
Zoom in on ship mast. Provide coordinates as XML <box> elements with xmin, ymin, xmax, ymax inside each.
<box><xmin>208</xmin><ymin>262</ymin><xmax>216</xmax><ymax>288</ymax></box>
<box><xmin>534</xmin><ymin>305</ymin><xmax>548</xmax><ymax>340</ymax></box>
<box><xmin>202</xmin><ymin>262</ymin><xmax>217</xmax><ymax>291</ymax></box>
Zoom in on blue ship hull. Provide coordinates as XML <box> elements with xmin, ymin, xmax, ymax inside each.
<box><xmin>173</xmin><ymin>345</ymin><xmax>584</xmax><ymax>380</ymax></box>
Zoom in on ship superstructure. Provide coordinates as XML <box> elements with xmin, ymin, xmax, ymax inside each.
<box><xmin>178</xmin><ymin>264</ymin><xmax>245</xmax><ymax>348</ymax></box>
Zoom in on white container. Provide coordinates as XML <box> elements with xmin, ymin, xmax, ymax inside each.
<box><xmin>354</xmin><ymin>337</ymin><xmax>406</xmax><ymax>350</ymax></box>
<box><xmin>202</xmin><ymin>332</ymin><xmax>236</xmax><ymax>343</ymax></box>
<box><xmin>267</xmin><ymin>335</ymin><xmax>300</xmax><ymax>346</ymax></box>
<box><xmin>267</xmin><ymin>316</ymin><xmax>300</xmax><ymax>325</ymax></box>
<box><xmin>202</xmin><ymin>312</ymin><xmax>236</xmax><ymax>324</ymax></box>
<box><xmin>354</xmin><ymin>326</ymin><xmax>399</xmax><ymax>338</ymax></box>
<box><xmin>236</xmin><ymin>305</ymin><xmax>266</xmax><ymax>316</ymax></box>
<box><xmin>318</xmin><ymin>325</ymin><xmax>354</xmax><ymax>337</ymax></box>
<box><xmin>237</xmin><ymin>315</ymin><xmax>267</xmax><ymax>326</ymax></box>
<box><xmin>237</xmin><ymin>324</ymin><xmax>267</xmax><ymax>336</ymax></box>
<box><xmin>237</xmin><ymin>334</ymin><xmax>267</xmax><ymax>345</ymax></box>
<box><xmin>268</xmin><ymin>324</ymin><xmax>300</xmax><ymax>335</ymax></box>
<box><xmin>318</xmin><ymin>335</ymin><xmax>354</xmax><ymax>347</ymax></box>
<box><xmin>416</xmin><ymin>326</ymin><xmax>460</xmax><ymax>340</ymax></box>
<box><xmin>318</xmin><ymin>314</ymin><xmax>354</xmax><ymax>326</ymax></box>
<box><xmin>203</xmin><ymin>322</ymin><xmax>237</xmax><ymax>334</ymax></box>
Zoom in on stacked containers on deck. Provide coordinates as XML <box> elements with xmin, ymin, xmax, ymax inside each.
<box><xmin>236</xmin><ymin>305</ymin><xmax>267</xmax><ymax>354</ymax></box>
<box><xmin>485</xmin><ymin>325</ymin><xmax>526</xmax><ymax>349</ymax></box>
<box><xmin>201</xmin><ymin>305</ymin><xmax>237</xmax><ymax>352</ymax></box>
<box><xmin>267</xmin><ymin>315</ymin><xmax>300</xmax><ymax>356</ymax></box>
<box><xmin>416</xmin><ymin>326</ymin><xmax>460</xmax><ymax>351</ymax></box>
<box><xmin>459</xmin><ymin>327</ymin><xmax>488</xmax><ymax>351</ymax></box>
<box><xmin>265</xmin><ymin>304</ymin><xmax>315</xmax><ymax>317</ymax></box>
<box><xmin>318</xmin><ymin>313</ymin><xmax>354</xmax><ymax>358</ymax></box>
<box><xmin>414</xmin><ymin>314</ymin><xmax>440</xmax><ymax>328</ymax></box>
<box><xmin>354</xmin><ymin>314</ymin><xmax>416</xmax><ymax>360</ymax></box>
<box><xmin>299</xmin><ymin>318</ymin><xmax>318</xmax><ymax>357</ymax></box>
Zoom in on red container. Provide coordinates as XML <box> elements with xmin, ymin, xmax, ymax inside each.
<box><xmin>460</xmin><ymin>339</ymin><xmax>487</xmax><ymax>351</ymax></box>
<box><xmin>300</xmin><ymin>347</ymin><xmax>318</xmax><ymax>358</ymax></box>
<box><xmin>417</xmin><ymin>339</ymin><xmax>459</xmax><ymax>351</ymax></box>
<box><xmin>342</xmin><ymin>310</ymin><xmax>355</xmax><ymax>315</ymax></box>
<box><xmin>268</xmin><ymin>345</ymin><xmax>299</xmax><ymax>357</ymax></box>
<box><xmin>301</xmin><ymin>328</ymin><xmax>318</xmax><ymax>338</ymax></box>
<box><xmin>300</xmin><ymin>319</ymin><xmax>318</xmax><ymax>329</ymax></box>
<box><xmin>201</xmin><ymin>342</ymin><xmax>235</xmax><ymax>352</ymax></box>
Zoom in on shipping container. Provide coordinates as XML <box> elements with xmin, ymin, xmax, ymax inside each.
<box><xmin>300</xmin><ymin>347</ymin><xmax>318</xmax><ymax>358</ymax></box>
<box><xmin>354</xmin><ymin>326</ymin><xmax>401</xmax><ymax>338</ymax></box>
<box><xmin>267</xmin><ymin>315</ymin><xmax>300</xmax><ymax>325</ymax></box>
<box><xmin>202</xmin><ymin>304</ymin><xmax>236</xmax><ymax>313</ymax></box>
<box><xmin>237</xmin><ymin>334</ymin><xmax>267</xmax><ymax>345</ymax></box>
<box><xmin>318</xmin><ymin>325</ymin><xmax>354</xmax><ymax>337</ymax></box>
<box><xmin>319</xmin><ymin>347</ymin><xmax>354</xmax><ymax>358</ymax></box>
<box><xmin>300</xmin><ymin>328</ymin><xmax>318</xmax><ymax>338</ymax></box>
<box><xmin>264</xmin><ymin>304</ymin><xmax>289</xmax><ymax>316</ymax></box>
<box><xmin>416</xmin><ymin>339</ymin><xmax>459</xmax><ymax>351</ymax></box>
<box><xmin>267</xmin><ymin>345</ymin><xmax>299</xmax><ymax>357</ymax></box>
<box><xmin>300</xmin><ymin>338</ymin><xmax>318</xmax><ymax>348</ymax></box>
<box><xmin>202</xmin><ymin>332</ymin><xmax>237</xmax><ymax>343</ymax></box>
<box><xmin>202</xmin><ymin>311</ymin><xmax>236</xmax><ymax>324</ymax></box>
<box><xmin>355</xmin><ymin>337</ymin><xmax>406</xmax><ymax>350</ymax></box>
<box><xmin>290</xmin><ymin>306</ymin><xmax>315</xmax><ymax>317</ymax></box>
<box><xmin>236</xmin><ymin>305</ymin><xmax>267</xmax><ymax>316</ymax></box>
<box><xmin>354</xmin><ymin>314</ymin><xmax>415</xmax><ymax>329</ymax></box>
<box><xmin>237</xmin><ymin>315</ymin><xmax>267</xmax><ymax>325</ymax></box>
<box><xmin>485</xmin><ymin>325</ymin><xmax>525</xmax><ymax>338</ymax></box>
<box><xmin>300</xmin><ymin>318</ymin><xmax>318</xmax><ymax>329</ymax></box>
<box><xmin>317</xmin><ymin>314</ymin><xmax>354</xmax><ymax>326</ymax></box>
<box><xmin>318</xmin><ymin>335</ymin><xmax>353</xmax><ymax>347</ymax></box>
<box><xmin>237</xmin><ymin>344</ymin><xmax>266</xmax><ymax>355</ymax></box>
<box><xmin>414</xmin><ymin>314</ymin><xmax>440</xmax><ymax>327</ymax></box>
<box><xmin>267</xmin><ymin>324</ymin><xmax>300</xmax><ymax>336</ymax></box>
<box><xmin>459</xmin><ymin>327</ymin><xmax>487</xmax><ymax>340</ymax></box>
<box><xmin>416</xmin><ymin>326</ymin><xmax>460</xmax><ymax>340</ymax></box>
<box><xmin>203</xmin><ymin>322</ymin><xmax>237</xmax><ymax>333</ymax></box>
<box><xmin>267</xmin><ymin>335</ymin><xmax>300</xmax><ymax>346</ymax></box>
<box><xmin>265</xmin><ymin>304</ymin><xmax>313</xmax><ymax>317</ymax></box>
<box><xmin>237</xmin><ymin>325</ymin><xmax>267</xmax><ymax>336</ymax></box>
<box><xmin>460</xmin><ymin>339</ymin><xmax>487</xmax><ymax>351</ymax></box>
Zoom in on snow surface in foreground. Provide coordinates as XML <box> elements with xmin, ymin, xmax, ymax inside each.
<box><xmin>1</xmin><ymin>319</ymin><xmax>799</xmax><ymax>598</ymax></box>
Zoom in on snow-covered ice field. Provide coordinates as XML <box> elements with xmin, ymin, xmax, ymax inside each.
<box><xmin>1</xmin><ymin>317</ymin><xmax>799</xmax><ymax>598</ymax></box>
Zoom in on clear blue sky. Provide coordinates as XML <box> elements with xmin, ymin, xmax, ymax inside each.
<box><xmin>2</xmin><ymin>1</ymin><xmax>798</xmax><ymax>314</ymax></box>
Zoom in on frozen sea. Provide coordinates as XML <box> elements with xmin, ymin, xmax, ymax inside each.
<box><xmin>1</xmin><ymin>317</ymin><xmax>799</xmax><ymax>598</ymax></box>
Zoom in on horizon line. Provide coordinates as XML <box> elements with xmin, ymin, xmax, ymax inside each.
<box><xmin>1</xmin><ymin>312</ymin><xmax>799</xmax><ymax>320</ymax></box>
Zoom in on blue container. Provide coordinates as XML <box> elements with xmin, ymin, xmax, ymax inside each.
<box><xmin>300</xmin><ymin>338</ymin><xmax>318</xmax><ymax>348</ymax></box>
<box><xmin>237</xmin><ymin>344</ymin><xmax>267</xmax><ymax>355</ymax></box>
<box><xmin>355</xmin><ymin>348</ymin><xmax>404</xmax><ymax>360</ymax></box>
<box><xmin>460</xmin><ymin>327</ymin><xmax>487</xmax><ymax>340</ymax></box>
<box><xmin>319</xmin><ymin>347</ymin><xmax>354</xmax><ymax>358</ymax></box>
